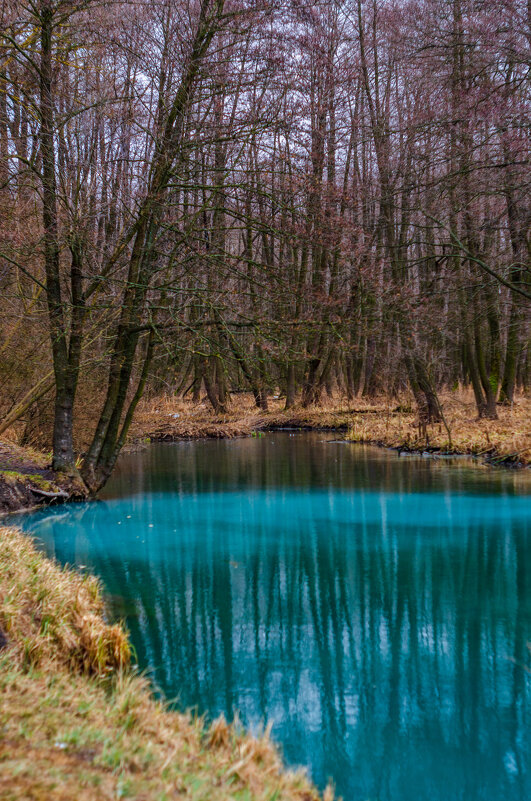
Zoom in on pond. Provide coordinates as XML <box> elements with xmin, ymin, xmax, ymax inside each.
<box><xmin>14</xmin><ymin>434</ymin><xmax>531</xmax><ymax>800</ymax></box>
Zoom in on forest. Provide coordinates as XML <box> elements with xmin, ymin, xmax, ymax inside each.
<box><xmin>0</xmin><ymin>0</ymin><xmax>529</xmax><ymax>490</ymax></box>
<box><xmin>1</xmin><ymin>4</ymin><xmax>530</xmax><ymax>799</ymax></box>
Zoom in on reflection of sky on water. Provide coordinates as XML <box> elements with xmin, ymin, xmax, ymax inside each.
<box><xmin>15</xmin><ymin>436</ymin><xmax>531</xmax><ymax>801</ymax></box>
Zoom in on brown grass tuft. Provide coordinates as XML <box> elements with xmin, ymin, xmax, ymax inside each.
<box><xmin>207</xmin><ymin>713</ymin><xmax>233</xmax><ymax>748</ymax></box>
<box><xmin>0</xmin><ymin>526</ymin><xmax>130</xmax><ymax>674</ymax></box>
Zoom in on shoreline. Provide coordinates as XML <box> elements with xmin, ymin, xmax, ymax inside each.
<box><xmin>0</xmin><ymin>399</ymin><xmax>531</xmax><ymax>518</ymax></box>
<box><xmin>135</xmin><ymin>408</ymin><xmax>530</xmax><ymax>471</ymax></box>
<box><xmin>130</xmin><ymin>392</ymin><xmax>531</xmax><ymax>470</ymax></box>
<box><xmin>2</xmin><ymin>392</ymin><xmax>529</xmax><ymax>514</ymax></box>
<box><xmin>0</xmin><ymin>441</ymin><xmax>87</xmax><ymax>515</ymax></box>
<box><xmin>145</xmin><ymin>423</ymin><xmax>529</xmax><ymax>469</ymax></box>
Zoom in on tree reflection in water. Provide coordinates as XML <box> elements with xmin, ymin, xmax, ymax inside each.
<box><xmin>18</xmin><ymin>436</ymin><xmax>531</xmax><ymax>801</ymax></box>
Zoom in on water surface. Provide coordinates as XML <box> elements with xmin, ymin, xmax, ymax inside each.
<box><xmin>15</xmin><ymin>435</ymin><xmax>531</xmax><ymax>800</ymax></box>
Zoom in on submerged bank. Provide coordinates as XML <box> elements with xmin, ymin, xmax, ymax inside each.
<box><xmin>0</xmin><ymin>525</ymin><xmax>326</xmax><ymax>801</ymax></box>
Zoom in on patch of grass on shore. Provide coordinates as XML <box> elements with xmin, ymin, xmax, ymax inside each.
<box><xmin>0</xmin><ymin>526</ymin><xmax>328</xmax><ymax>801</ymax></box>
<box><xmin>0</xmin><ymin>471</ymin><xmax>54</xmax><ymax>491</ymax></box>
<box><xmin>130</xmin><ymin>392</ymin><xmax>379</xmax><ymax>443</ymax></box>
<box><xmin>346</xmin><ymin>391</ymin><xmax>531</xmax><ymax>467</ymax></box>
<box><xmin>0</xmin><ymin>440</ymin><xmax>50</xmax><ymax>470</ymax></box>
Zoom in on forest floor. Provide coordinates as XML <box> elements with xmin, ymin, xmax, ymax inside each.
<box><xmin>0</xmin><ymin>525</ymin><xmax>327</xmax><ymax>801</ymax></box>
<box><xmin>132</xmin><ymin>390</ymin><xmax>531</xmax><ymax>468</ymax></box>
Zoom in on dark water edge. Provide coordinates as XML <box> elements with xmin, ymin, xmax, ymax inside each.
<box><xmin>13</xmin><ymin>435</ymin><xmax>531</xmax><ymax>801</ymax></box>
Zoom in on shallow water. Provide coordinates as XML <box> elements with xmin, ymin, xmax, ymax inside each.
<box><xmin>14</xmin><ymin>435</ymin><xmax>531</xmax><ymax>800</ymax></box>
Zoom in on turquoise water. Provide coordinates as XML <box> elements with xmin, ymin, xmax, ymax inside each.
<box><xmin>14</xmin><ymin>435</ymin><xmax>531</xmax><ymax>800</ymax></box>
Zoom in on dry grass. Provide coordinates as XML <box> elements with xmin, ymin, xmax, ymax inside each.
<box><xmin>347</xmin><ymin>390</ymin><xmax>531</xmax><ymax>467</ymax></box>
<box><xmin>0</xmin><ymin>526</ymin><xmax>130</xmax><ymax>674</ymax></box>
<box><xmin>0</xmin><ymin>439</ymin><xmax>50</xmax><ymax>470</ymax></box>
<box><xmin>130</xmin><ymin>392</ymin><xmax>380</xmax><ymax>443</ymax></box>
<box><xmin>0</xmin><ymin>526</ymin><xmax>329</xmax><ymax>801</ymax></box>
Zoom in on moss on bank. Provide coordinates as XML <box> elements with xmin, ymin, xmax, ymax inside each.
<box><xmin>0</xmin><ymin>526</ymin><xmax>328</xmax><ymax>801</ymax></box>
<box><xmin>0</xmin><ymin>441</ymin><xmax>87</xmax><ymax>514</ymax></box>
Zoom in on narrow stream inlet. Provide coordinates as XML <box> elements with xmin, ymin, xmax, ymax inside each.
<box><xmin>15</xmin><ymin>434</ymin><xmax>531</xmax><ymax>801</ymax></box>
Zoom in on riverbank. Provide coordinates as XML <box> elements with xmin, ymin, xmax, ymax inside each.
<box><xmin>0</xmin><ymin>441</ymin><xmax>87</xmax><ymax>514</ymax></box>
<box><xmin>131</xmin><ymin>391</ymin><xmax>531</xmax><ymax>468</ymax></box>
<box><xmin>346</xmin><ymin>392</ymin><xmax>531</xmax><ymax>468</ymax></box>
<box><xmin>1</xmin><ymin>391</ymin><xmax>528</xmax><ymax>517</ymax></box>
<box><xmin>0</xmin><ymin>525</ymin><xmax>327</xmax><ymax>801</ymax></box>
<box><xmin>130</xmin><ymin>393</ymin><xmax>359</xmax><ymax>441</ymax></box>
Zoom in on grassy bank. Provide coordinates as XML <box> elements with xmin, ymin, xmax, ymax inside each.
<box><xmin>132</xmin><ymin>390</ymin><xmax>531</xmax><ymax>468</ymax></box>
<box><xmin>0</xmin><ymin>526</ymin><xmax>327</xmax><ymax>801</ymax></box>
<box><xmin>347</xmin><ymin>391</ymin><xmax>531</xmax><ymax>467</ymax></box>
<box><xmin>130</xmin><ymin>393</ymin><xmax>360</xmax><ymax>442</ymax></box>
